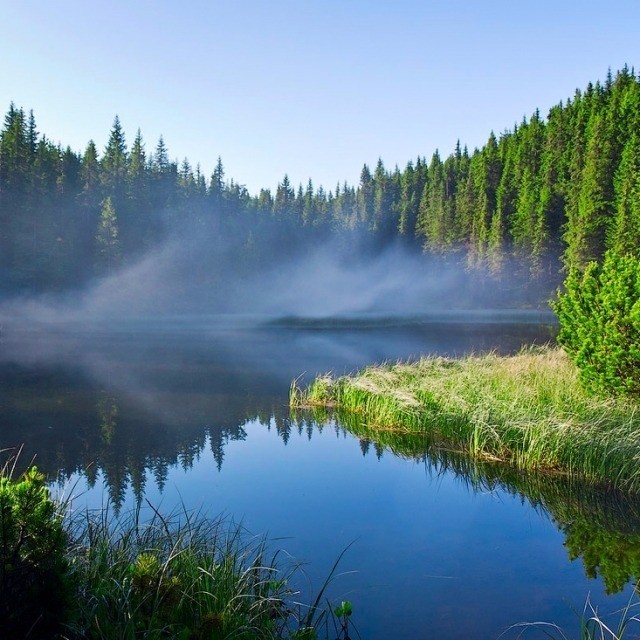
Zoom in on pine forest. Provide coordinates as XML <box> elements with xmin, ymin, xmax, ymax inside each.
<box><xmin>1</xmin><ymin>67</ymin><xmax>639</xmax><ymax>303</ymax></box>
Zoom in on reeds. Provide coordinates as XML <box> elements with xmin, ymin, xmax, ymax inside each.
<box><xmin>64</xmin><ymin>503</ymin><xmax>330</xmax><ymax>639</ymax></box>
<box><xmin>1</xmin><ymin>448</ymin><xmax>343</xmax><ymax>639</ymax></box>
<box><xmin>291</xmin><ymin>346</ymin><xmax>640</xmax><ymax>492</ymax></box>
<box><xmin>507</xmin><ymin>592</ymin><xmax>640</xmax><ymax>639</ymax></box>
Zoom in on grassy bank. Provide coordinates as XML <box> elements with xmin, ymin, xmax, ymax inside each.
<box><xmin>64</xmin><ymin>507</ymin><xmax>326</xmax><ymax>640</ymax></box>
<box><xmin>0</xmin><ymin>461</ymin><xmax>336</xmax><ymax>639</ymax></box>
<box><xmin>291</xmin><ymin>346</ymin><xmax>640</xmax><ymax>492</ymax></box>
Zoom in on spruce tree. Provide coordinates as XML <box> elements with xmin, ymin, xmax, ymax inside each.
<box><xmin>397</xmin><ymin>160</ymin><xmax>417</xmax><ymax>238</ymax></box>
<box><xmin>124</xmin><ymin>129</ymin><xmax>151</xmax><ymax>251</ymax></box>
<box><xmin>610</xmin><ymin>132</ymin><xmax>640</xmax><ymax>255</ymax></box>
<box><xmin>209</xmin><ymin>156</ymin><xmax>225</xmax><ymax>211</ymax></box>
<box><xmin>357</xmin><ymin>164</ymin><xmax>374</xmax><ymax>226</ymax></box>
<box><xmin>101</xmin><ymin>115</ymin><xmax>128</xmax><ymax>201</ymax></box>
<box><xmin>96</xmin><ymin>196</ymin><xmax>120</xmax><ymax>276</ymax></box>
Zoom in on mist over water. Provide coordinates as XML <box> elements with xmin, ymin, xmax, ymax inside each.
<box><xmin>0</xmin><ymin>224</ymin><xmax>556</xmax><ymax>343</ymax></box>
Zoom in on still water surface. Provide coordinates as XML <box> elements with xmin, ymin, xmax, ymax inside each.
<box><xmin>1</xmin><ymin>313</ymin><xmax>638</xmax><ymax>639</ymax></box>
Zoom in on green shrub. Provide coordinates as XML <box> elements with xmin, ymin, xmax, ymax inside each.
<box><xmin>0</xmin><ymin>466</ymin><xmax>72</xmax><ymax>639</ymax></box>
<box><xmin>554</xmin><ymin>250</ymin><xmax>640</xmax><ymax>398</ymax></box>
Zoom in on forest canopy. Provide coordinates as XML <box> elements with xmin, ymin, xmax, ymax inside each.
<box><xmin>1</xmin><ymin>67</ymin><xmax>639</xmax><ymax>303</ymax></box>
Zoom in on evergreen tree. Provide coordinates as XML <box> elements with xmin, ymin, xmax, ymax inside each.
<box><xmin>101</xmin><ymin>115</ymin><xmax>128</xmax><ymax>202</ymax></box>
<box><xmin>75</xmin><ymin>140</ymin><xmax>102</xmax><ymax>270</ymax></box>
<box><xmin>150</xmin><ymin>135</ymin><xmax>176</xmax><ymax>218</ymax></box>
<box><xmin>26</xmin><ymin>110</ymin><xmax>38</xmax><ymax>162</ymax></box>
<box><xmin>397</xmin><ymin>160</ymin><xmax>418</xmax><ymax>238</ymax></box>
<box><xmin>610</xmin><ymin>132</ymin><xmax>640</xmax><ymax>255</ymax></box>
<box><xmin>565</xmin><ymin>112</ymin><xmax>615</xmax><ymax>269</ymax></box>
<box><xmin>536</xmin><ymin>102</ymin><xmax>570</xmax><ymax>275</ymax></box>
<box><xmin>468</xmin><ymin>134</ymin><xmax>501</xmax><ymax>266</ymax></box>
<box><xmin>302</xmin><ymin>178</ymin><xmax>315</xmax><ymax>226</ymax></box>
<box><xmin>370</xmin><ymin>158</ymin><xmax>400</xmax><ymax>241</ymax></box>
<box><xmin>417</xmin><ymin>151</ymin><xmax>448</xmax><ymax>251</ymax></box>
<box><xmin>274</xmin><ymin>174</ymin><xmax>295</xmax><ymax>217</ymax></box>
<box><xmin>209</xmin><ymin>156</ymin><xmax>225</xmax><ymax>211</ymax></box>
<box><xmin>339</xmin><ymin>181</ymin><xmax>358</xmax><ymax>230</ymax></box>
<box><xmin>509</xmin><ymin>111</ymin><xmax>546</xmax><ymax>262</ymax></box>
<box><xmin>256</xmin><ymin>188</ymin><xmax>273</xmax><ymax>215</ymax></box>
<box><xmin>124</xmin><ymin>128</ymin><xmax>151</xmax><ymax>252</ymax></box>
<box><xmin>357</xmin><ymin>164</ymin><xmax>374</xmax><ymax>226</ymax></box>
<box><xmin>96</xmin><ymin>196</ymin><xmax>120</xmax><ymax>276</ymax></box>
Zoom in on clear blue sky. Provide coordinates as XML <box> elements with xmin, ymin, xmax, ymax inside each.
<box><xmin>2</xmin><ymin>0</ymin><xmax>639</xmax><ymax>195</ymax></box>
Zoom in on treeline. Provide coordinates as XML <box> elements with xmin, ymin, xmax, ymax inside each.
<box><xmin>1</xmin><ymin>66</ymin><xmax>639</xmax><ymax>295</ymax></box>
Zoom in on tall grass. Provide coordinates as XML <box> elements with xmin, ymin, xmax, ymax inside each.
<box><xmin>507</xmin><ymin>593</ymin><xmax>640</xmax><ymax>639</ymax></box>
<box><xmin>291</xmin><ymin>346</ymin><xmax>640</xmax><ymax>492</ymax></box>
<box><xmin>64</xmin><ymin>503</ymin><xmax>331</xmax><ymax>639</ymax></box>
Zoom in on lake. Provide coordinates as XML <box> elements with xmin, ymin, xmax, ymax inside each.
<box><xmin>1</xmin><ymin>312</ymin><xmax>638</xmax><ymax>639</ymax></box>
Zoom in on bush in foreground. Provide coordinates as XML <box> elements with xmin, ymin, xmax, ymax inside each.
<box><xmin>0</xmin><ymin>455</ymin><xmax>338</xmax><ymax>639</ymax></box>
<box><xmin>554</xmin><ymin>250</ymin><xmax>640</xmax><ymax>398</ymax></box>
<box><xmin>66</xmin><ymin>505</ymin><xmax>325</xmax><ymax>639</ymax></box>
<box><xmin>0</xmin><ymin>465</ymin><xmax>73</xmax><ymax>639</ymax></box>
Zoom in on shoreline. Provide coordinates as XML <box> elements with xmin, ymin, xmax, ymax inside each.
<box><xmin>291</xmin><ymin>346</ymin><xmax>640</xmax><ymax>492</ymax></box>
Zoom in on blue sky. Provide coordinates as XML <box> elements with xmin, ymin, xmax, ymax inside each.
<box><xmin>2</xmin><ymin>1</ymin><xmax>639</xmax><ymax>194</ymax></box>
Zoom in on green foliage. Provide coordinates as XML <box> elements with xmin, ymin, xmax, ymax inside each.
<box><xmin>66</xmin><ymin>506</ymin><xmax>337</xmax><ymax>640</ymax></box>
<box><xmin>95</xmin><ymin>195</ymin><xmax>121</xmax><ymax>275</ymax></box>
<box><xmin>333</xmin><ymin>601</ymin><xmax>354</xmax><ymax>640</ymax></box>
<box><xmin>554</xmin><ymin>250</ymin><xmax>640</xmax><ymax>398</ymax></box>
<box><xmin>3</xmin><ymin>67</ymin><xmax>640</xmax><ymax>296</ymax></box>
<box><xmin>291</xmin><ymin>347</ymin><xmax>640</xmax><ymax>491</ymax></box>
<box><xmin>0</xmin><ymin>467</ymin><xmax>346</xmax><ymax>640</ymax></box>
<box><xmin>562</xmin><ymin>517</ymin><xmax>640</xmax><ymax>595</ymax></box>
<box><xmin>0</xmin><ymin>466</ymin><xmax>72</xmax><ymax>638</ymax></box>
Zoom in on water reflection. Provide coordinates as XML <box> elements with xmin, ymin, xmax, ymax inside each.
<box><xmin>0</xmin><ymin>316</ymin><xmax>555</xmax><ymax>496</ymax></box>
<box><xmin>2</xmin><ymin>317</ymin><xmax>640</xmax><ymax>637</ymax></box>
<box><xmin>310</xmin><ymin>408</ymin><xmax>640</xmax><ymax>595</ymax></box>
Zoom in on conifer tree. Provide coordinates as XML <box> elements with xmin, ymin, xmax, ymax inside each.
<box><xmin>469</xmin><ymin>133</ymin><xmax>501</xmax><ymax>265</ymax></box>
<box><xmin>124</xmin><ymin>129</ymin><xmax>151</xmax><ymax>251</ymax></box>
<box><xmin>565</xmin><ymin>112</ymin><xmax>614</xmax><ymax>269</ymax></box>
<box><xmin>357</xmin><ymin>164</ymin><xmax>374</xmax><ymax>226</ymax></box>
<box><xmin>274</xmin><ymin>174</ymin><xmax>295</xmax><ymax>217</ymax></box>
<box><xmin>397</xmin><ymin>160</ymin><xmax>417</xmax><ymax>238</ymax></box>
<box><xmin>536</xmin><ymin>103</ymin><xmax>569</xmax><ymax>274</ymax></box>
<box><xmin>96</xmin><ymin>196</ymin><xmax>120</xmax><ymax>275</ymax></box>
<box><xmin>417</xmin><ymin>151</ymin><xmax>447</xmax><ymax>251</ymax></box>
<box><xmin>302</xmin><ymin>178</ymin><xmax>314</xmax><ymax>226</ymax></box>
<box><xmin>209</xmin><ymin>156</ymin><xmax>225</xmax><ymax>211</ymax></box>
<box><xmin>610</xmin><ymin>132</ymin><xmax>640</xmax><ymax>255</ymax></box>
<box><xmin>510</xmin><ymin>111</ymin><xmax>545</xmax><ymax>264</ymax></box>
<box><xmin>101</xmin><ymin>116</ymin><xmax>128</xmax><ymax>201</ymax></box>
<box><xmin>372</xmin><ymin>158</ymin><xmax>397</xmax><ymax>239</ymax></box>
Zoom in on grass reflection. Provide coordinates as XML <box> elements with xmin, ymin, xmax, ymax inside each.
<box><xmin>291</xmin><ymin>407</ymin><xmax>640</xmax><ymax>595</ymax></box>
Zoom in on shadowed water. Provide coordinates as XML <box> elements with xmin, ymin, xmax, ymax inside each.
<box><xmin>2</xmin><ymin>313</ymin><xmax>637</xmax><ymax>639</ymax></box>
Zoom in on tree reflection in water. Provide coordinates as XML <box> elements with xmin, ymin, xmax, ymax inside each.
<box><xmin>291</xmin><ymin>407</ymin><xmax>640</xmax><ymax>596</ymax></box>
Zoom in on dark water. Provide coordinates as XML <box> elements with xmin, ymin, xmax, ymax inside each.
<box><xmin>1</xmin><ymin>313</ymin><xmax>638</xmax><ymax>639</ymax></box>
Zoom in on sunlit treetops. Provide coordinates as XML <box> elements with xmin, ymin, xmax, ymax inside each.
<box><xmin>1</xmin><ymin>66</ymin><xmax>639</xmax><ymax>292</ymax></box>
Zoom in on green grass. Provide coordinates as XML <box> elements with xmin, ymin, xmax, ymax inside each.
<box><xmin>291</xmin><ymin>346</ymin><xmax>640</xmax><ymax>492</ymax></box>
<box><xmin>63</xmin><ymin>503</ymin><xmax>336</xmax><ymax>639</ymax></box>
<box><xmin>0</xmin><ymin>449</ymin><xmax>341</xmax><ymax>640</ymax></box>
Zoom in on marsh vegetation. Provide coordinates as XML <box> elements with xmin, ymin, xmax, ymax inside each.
<box><xmin>1</xmin><ymin>460</ymin><xmax>340</xmax><ymax>639</ymax></box>
<box><xmin>291</xmin><ymin>347</ymin><xmax>640</xmax><ymax>491</ymax></box>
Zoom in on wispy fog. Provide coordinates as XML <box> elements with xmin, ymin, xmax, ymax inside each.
<box><xmin>0</xmin><ymin>225</ymin><xmax>557</xmax><ymax>443</ymax></box>
<box><xmin>0</xmin><ymin>222</ymin><xmax>554</xmax><ymax>336</ymax></box>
